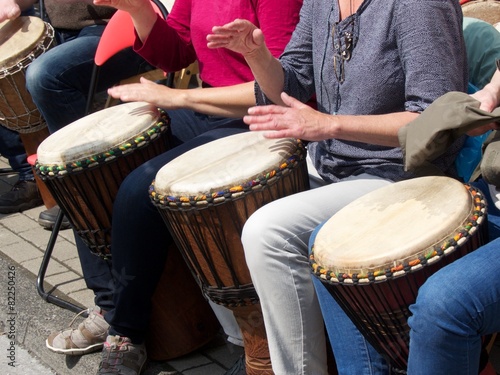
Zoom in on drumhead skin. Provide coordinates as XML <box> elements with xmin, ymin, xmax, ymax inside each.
<box><xmin>152</xmin><ymin>131</ymin><xmax>304</xmax><ymax>205</ymax></box>
<box><xmin>462</xmin><ymin>0</ymin><xmax>500</xmax><ymax>25</ymax></box>
<box><xmin>37</xmin><ymin>102</ymin><xmax>166</xmax><ymax>171</ymax></box>
<box><xmin>312</xmin><ymin>176</ymin><xmax>485</xmax><ymax>281</ymax></box>
<box><xmin>0</xmin><ymin>16</ymin><xmax>47</xmax><ymax>70</ymax></box>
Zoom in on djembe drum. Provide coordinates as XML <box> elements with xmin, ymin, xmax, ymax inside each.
<box><xmin>0</xmin><ymin>16</ymin><xmax>56</xmax><ymax>207</ymax></box>
<box><xmin>35</xmin><ymin>101</ymin><xmax>220</xmax><ymax>360</ymax></box>
<box><xmin>310</xmin><ymin>176</ymin><xmax>488</xmax><ymax>372</ymax></box>
<box><xmin>461</xmin><ymin>0</ymin><xmax>500</xmax><ymax>26</ymax></box>
<box><xmin>150</xmin><ymin>131</ymin><xmax>310</xmax><ymax>374</ymax></box>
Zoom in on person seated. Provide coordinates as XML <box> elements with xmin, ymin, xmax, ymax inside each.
<box><xmin>205</xmin><ymin>0</ymin><xmax>467</xmax><ymax>372</ymax></box>
<box><xmin>41</xmin><ymin>0</ymin><xmax>303</xmax><ymax>374</ymax></box>
<box><xmin>310</xmin><ymin>67</ymin><xmax>500</xmax><ymax>374</ymax></box>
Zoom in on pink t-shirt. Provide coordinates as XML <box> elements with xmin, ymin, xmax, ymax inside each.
<box><xmin>134</xmin><ymin>0</ymin><xmax>302</xmax><ymax>87</ymax></box>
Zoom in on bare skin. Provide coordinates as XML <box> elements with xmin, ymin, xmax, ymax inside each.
<box><xmin>470</xmin><ymin>69</ymin><xmax>500</xmax><ymax>136</ymax></box>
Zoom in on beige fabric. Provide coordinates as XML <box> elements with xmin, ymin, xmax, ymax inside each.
<box><xmin>398</xmin><ymin>91</ymin><xmax>500</xmax><ymax>176</ymax></box>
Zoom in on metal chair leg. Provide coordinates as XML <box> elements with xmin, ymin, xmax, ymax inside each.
<box><xmin>0</xmin><ymin>167</ymin><xmax>16</xmax><ymax>175</ymax></box>
<box><xmin>36</xmin><ymin>209</ymin><xmax>85</xmax><ymax>314</ymax></box>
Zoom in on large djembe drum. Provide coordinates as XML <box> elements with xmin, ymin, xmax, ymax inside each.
<box><xmin>310</xmin><ymin>176</ymin><xmax>488</xmax><ymax>372</ymax></box>
<box><xmin>35</xmin><ymin>102</ymin><xmax>220</xmax><ymax>360</ymax></box>
<box><xmin>150</xmin><ymin>131</ymin><xmax>310</xmax><ymax>374</ymax></box>
<box><xmin>0</xmin><ymin>16</ymin><xmax>56</xmax><ymax>207</ymax></box>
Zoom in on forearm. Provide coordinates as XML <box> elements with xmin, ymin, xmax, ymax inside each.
<box><xmin>481</xmin><ymin>69</ymin><xmax>500</xmax><ymax>107</ymax></box>
<box><xmin>92</xmin><ymin>0</ymin><xmax>157</xmax><ymax>42</ymax></box>
<box><xmin>327</xmin><ymin>111</ymin><xmax>419</xmax><ymax>147</ymax></box>
<box><xmin>173</xmin><ymin>82</ymin><xmax>256</xmax><ymax>118</ymax></box>
<box><xmin>244</xmin><ymin>45</ymin><xmax>285</xmax><ymax>105</ymax></box>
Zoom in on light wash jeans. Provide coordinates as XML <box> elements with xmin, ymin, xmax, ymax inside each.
<box><xmin>312</xmin><ymin>177</ymin><xmax>500</xmax><ymax>375</ymax></box>
<box><xmin>241</xmin><ymin>166</ymin><xmax>393</xmax><ymax>375</ymax></box>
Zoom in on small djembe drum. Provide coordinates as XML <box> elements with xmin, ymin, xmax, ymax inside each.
<box><xmin>310</xmin><ymin>176</ymin><xmax>488</xmax><ymax>372</ymax></box>
<box><xmin>150</xmin><ymin>131</ymin><xmax>310</xmax><ymax>374</ymax></box>
<box><xmin>35</xmin><ymin>101</ymin><xmax>220</xmax><ymax>360</ymax></box>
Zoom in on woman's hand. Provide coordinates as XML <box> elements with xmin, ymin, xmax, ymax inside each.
<box><xmin>244</xmin><ymin>92</ymin><xmax>333</xmax><ymax>141</ymax></box>
<box><xmin>207</xmin><ymin>19</ymin><xmax>264</xmax><ymax>57</ymax></box>
<box><xmin>469</xmin><ymin>83</ymin><xmax>500</xmax><ymax>136</ymax></box>
<box><xmin>0</xmin><ymin>0</ymin><xmax>21</xmax><ymax>22</ymax></box>
<box><xmin>107</xmin><ymin>77</ymin><xmax>181</xmax><ymax>109</ymax></box>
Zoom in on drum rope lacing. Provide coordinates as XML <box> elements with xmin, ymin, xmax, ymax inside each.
<box><xmin>310</xmin><ymin>184</ymin><xmax>487</xmax><ymax>284</ymax></box>
<box><xmin>149</xmin><ymin>140</ymin><xmax>307</xmax><ymax>208</ymax></box>
<box><xmin>35</xmin><ymin>111</ymin><xmax>170</xmax><ymax>177</ymax></box>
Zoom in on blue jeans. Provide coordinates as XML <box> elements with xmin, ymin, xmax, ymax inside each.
<box><xmin>70</xmin><ymin>110</ymin><xmax>248</xmax><ymax>342</ymax></box>
<box><xmin>25</xmin><ymin>24</ymin><xmax>154</xmax><ymax>134</ymax></box>
<box><xmin>309</xmin><ymin>225</ymin><xmax>390</xmax><ymax>375</ymax></box>
<box><xmin>0</xmin><ymin>126</ymin><xmax>32</xmax><ymax>180</ymax></box>
<box><xmin>312</xmin><ymin>178</ymin><xmax>500</xmax><ymax>375</ymax></box>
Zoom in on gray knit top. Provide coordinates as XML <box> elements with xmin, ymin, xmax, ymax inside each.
<box><xmin>256</xmin><ymin>0</ymin><xmax>468</xmax><ymax>183</ymax></box>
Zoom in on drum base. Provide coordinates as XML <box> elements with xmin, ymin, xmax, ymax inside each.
<box><xmin>146</xmin><ymin>244</ymin><xmax>221</xmax><ymax>360</ymax></box>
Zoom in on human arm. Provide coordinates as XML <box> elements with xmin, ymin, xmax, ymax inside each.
<box><xmin>471</xmin><ymin>68</ymin><xmax>500</xmax><ymax>112</ymax></box>
<box><xmin>0</xmin><ymin>0</ymin><xmax>36</xmax><ymax>21</ymax></box>
<box><xmin>244</xmin><ymin>92</ymin><xmax>418</xmax><ymax>146</ymax></box>
<box><xmin>107</xmin><ymin>78</ymin><xmax>255</xmax><ymax>118</ymax></box>
<box><xmin>92</xmin><ymin>0</ymin><xmax>157</xmax><ymax>43</ymax></box>
<box><xmin>207</xmin><ymin>19</ymin><xmax>286</xmax><ymax>105</ymax></box>
<box><xmin>469</xmin><ymin>68</ymin><xmax>500</xmax><ymax>136</ymax></box>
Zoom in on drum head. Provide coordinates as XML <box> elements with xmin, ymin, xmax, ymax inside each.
<box><xmin>152</xmin><ymin>131</ymin><xmax>303</xmax><ymax>203</ymax></box>
<box><xmin>313</xmin><ymin>176</ymin><xmax>480</xmax><ymax>279</ymax></box>
<box><xmin>0</xmin><ymin>16</ymin><xmax>46</xmax><ymax>70</ymax></box>
<box><xmin>462</xmin><ymin>0</ymin><xmax>500</xmax><ymax>25</ymax></box>
<box><xmin>37</xmin><ymin>102</ymin><xmax>163</xmax><ymax>168</ymax></box>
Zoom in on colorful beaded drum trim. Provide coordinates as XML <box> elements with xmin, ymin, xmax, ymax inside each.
<box><xmin>150</xmin><ymin>140</ymin><xmax>306</xmax><ymax>208</ymax></box>
<box><xmin>310</xmin><ymin>185</ymin><xmax>486</xmax><ymax>285</ymax></box>
<box><xmin>35</xmin><ymin>111</ymin><xmax>170</xmax><ymax>177</ymax></box>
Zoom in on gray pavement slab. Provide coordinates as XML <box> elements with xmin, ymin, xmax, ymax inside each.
<box><xmin>0</xmin><ymin>156</ymin><xmax>244</xmax><ymax>374</ymax></box>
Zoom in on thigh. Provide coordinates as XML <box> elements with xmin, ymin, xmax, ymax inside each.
<box><xmin>244</xmin><ymin>173</ymin><xmax>393</xmax><ymax>259</ymax></box>
<box><xmin>167</xmin><ymin>110</ymin><xmax>246</xmax><ymax>146</ymax></box>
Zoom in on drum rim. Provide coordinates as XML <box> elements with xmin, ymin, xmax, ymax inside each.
<box><xmin>35</xmin><ymin>110</ymin><xmax>170</xmax><ymax>178</ymax></box>
<box><xmin>310</xmin><ymin>184</ymin><xmax>487</xmax><ymax>285</ymax></box>
<box><xmin>150</xmin><ymin>138</ymin><xmax>307</xmax><ymax>209</ymax></box>
<box><xmin>0</xmin><ymin>20</ymin><xmax>55</xmax><ymax>77</ymax></box>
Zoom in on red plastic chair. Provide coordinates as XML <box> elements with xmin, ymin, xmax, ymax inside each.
<box><xmin>84</xmin><ymin>0</ymin><xmax>170</xmax><ymax>114</ymax></box>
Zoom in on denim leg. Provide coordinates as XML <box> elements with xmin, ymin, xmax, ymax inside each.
<box><xmin>407</xmin><ymin>236</ymin><xmax>500</xmax><ymax>375</ymax></box>
<box><xmin>25</xmin><ymin>25</ymin><xmax>154</xmax><ymax>134</ymax></box>
<box><xmin>242</xmin><ymin>174</ymin><xmax>392</xmax><ymax>375</ymax></box>
<box><xmin>472</xmin><ymin>178</ymin><xmax>500</xmax><ymax>240</ymax></box>
<box><xmin>105</xmin><ymin>119</ymin><xmax>248</xmax><ymax>342</ymax></box>
<box><xmin>74</xmin><ymin>235</ymin><xmax>115</xmax><ymax>311</ymax></box>
<box><xmin>309</xmin><ymin>224</ymin><xmax>390</xmax><ymax>375</ymax></box>
<box><xmin>0</xmin><ymin>125</ymin><xmax>32</xmax><ymax>180</ymax></box>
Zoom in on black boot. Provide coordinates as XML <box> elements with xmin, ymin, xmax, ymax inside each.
<box><xmin>0</xmin><ymin>180</ymin><xmax>43</xmax><ymax>214</ymax></box>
